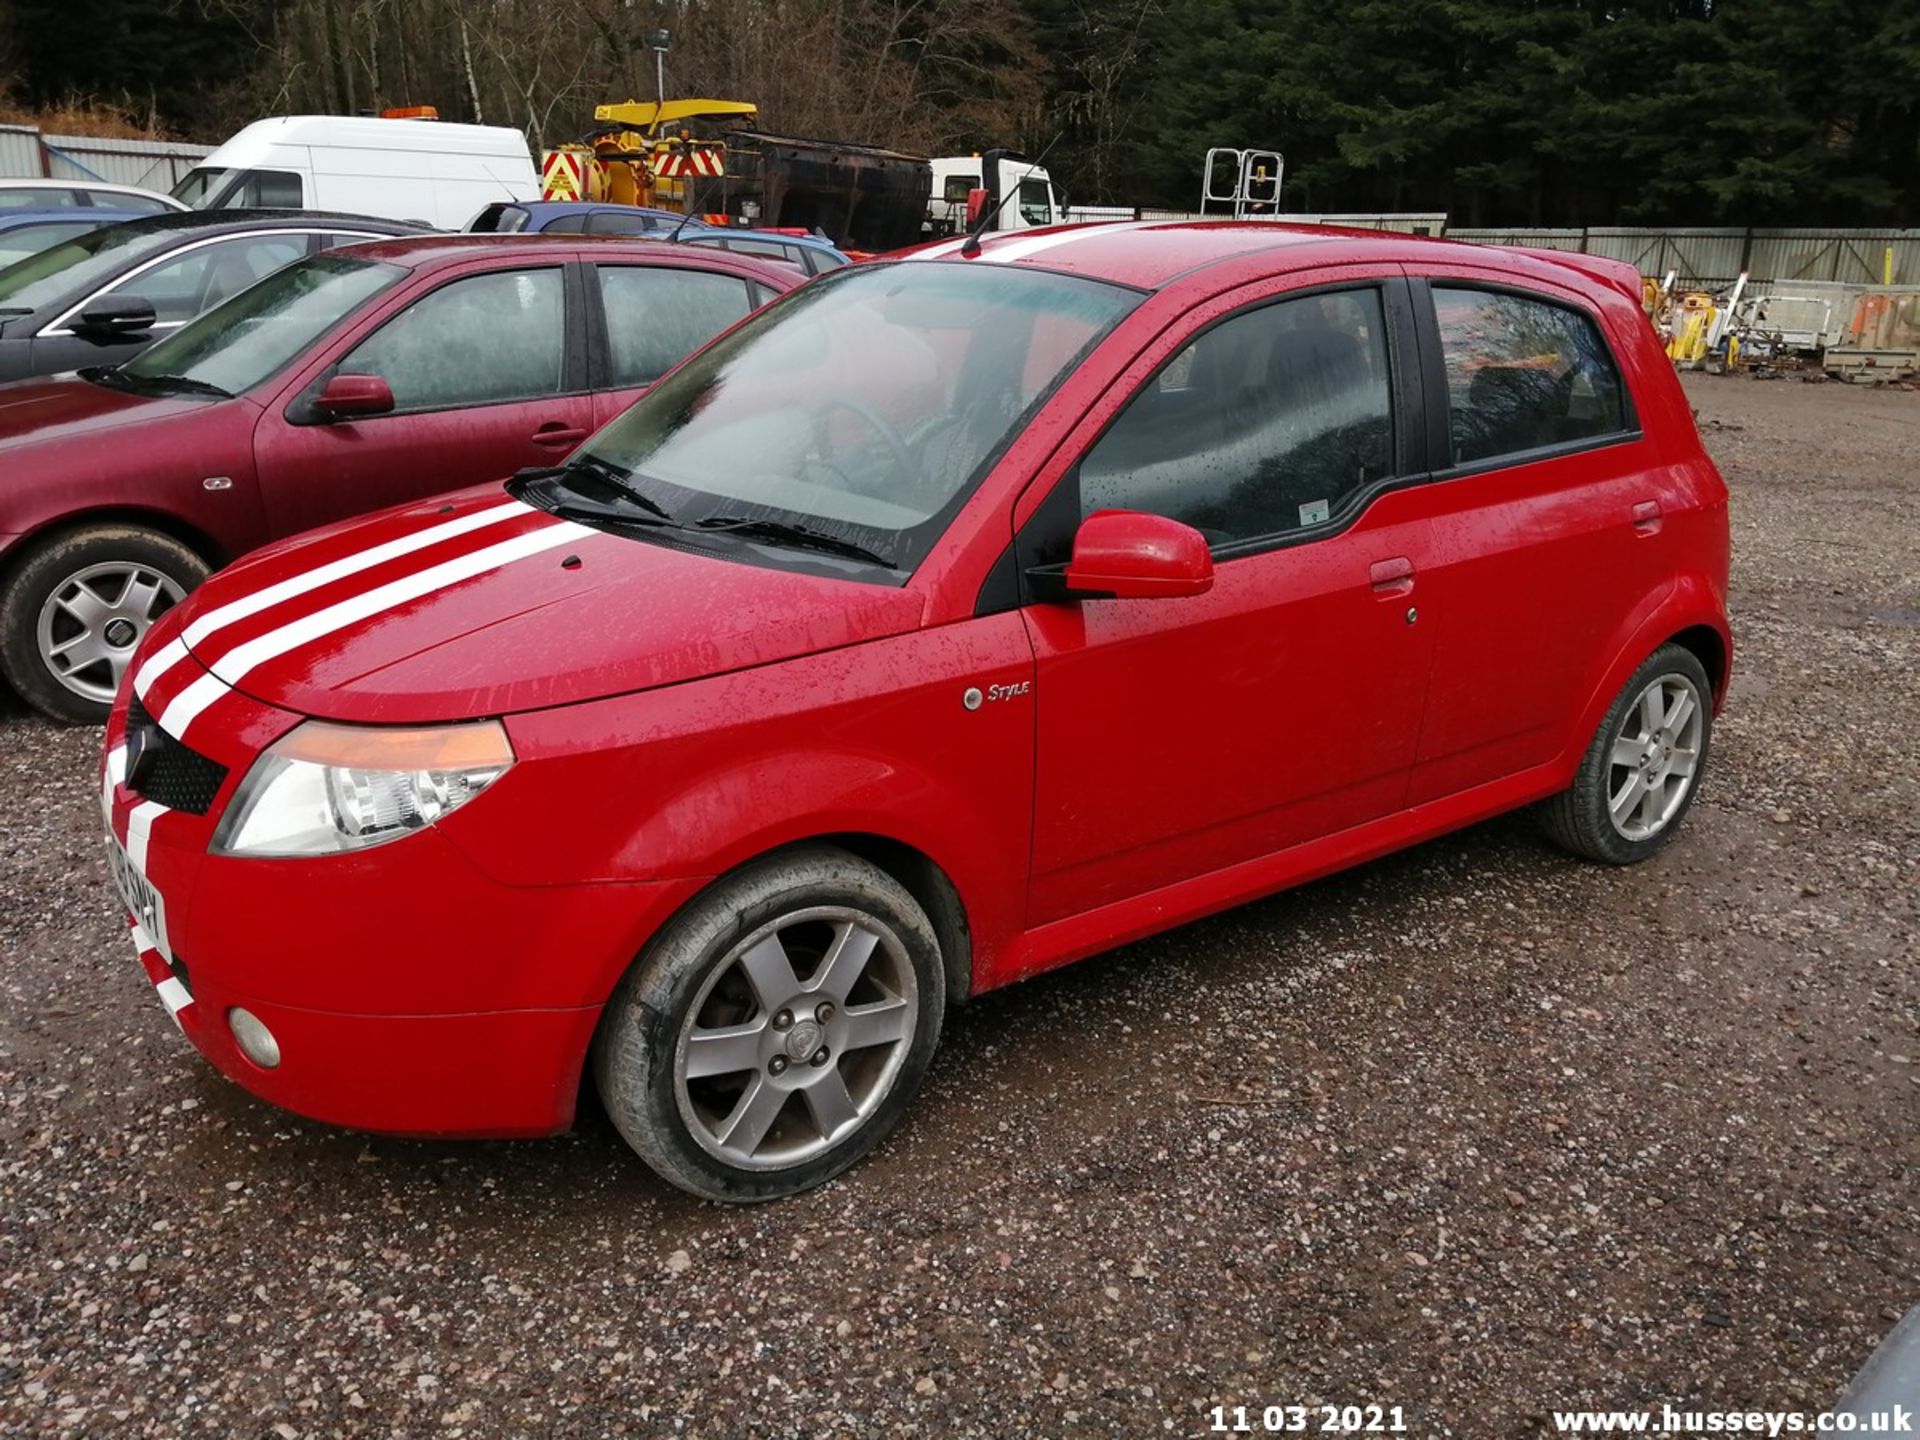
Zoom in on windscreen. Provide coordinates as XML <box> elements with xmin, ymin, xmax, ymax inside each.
<box><xmin>120</xmin><ymin>251</ymin><xmax>406</xmax><ymax>395</ymax></box>
<box><xmin>0</xmin><ymin>223</ymin><xmax>180</xmax><ymax>312</ymax></box>
<box><xmin>571</xmin><ymin>260</ymin><xmax>1140</xmax><ymax>572</ymax></box>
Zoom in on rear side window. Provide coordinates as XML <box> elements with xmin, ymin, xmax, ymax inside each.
<box><xmin>540</xmin><ymin>211</ymin><xmax>590</xmax><ymax>234</ymax></box>
<box><xmin>89</xmin><ymin>190</ymin><xmax>169</xmax><ymax>214</ymax></box>
<box><xmin>1080</xmin><ymin>287</ymin><xmax>1395</xmax><ymax>547</ymax></box>
<box><xmin>340</xmin><ymin>268</ymin><xmax>565</xmax><ymax>411</ymax></box>
<box><xmin>471</xmin><ymin>204</ymin><xmax>530</xmax><ymax>234</ymax></box>
<box><xmin>584</xmin><ymin>210</ymin><xmax>659</xmax><ymax>235</ymax></box>
<box><xmin>1431</xmin><ymin>287</ymin><xmax>1627</xmax><ymax>466</ymax></box>
<box><xmin>597</xmin><ymin>266</ymin><xmax>754</xmax><ymax>386</ymax></box>
<box><xmin>0</xmin><ymin>187</ymin><xmax>81</xmax><ymax>211</ymax></box>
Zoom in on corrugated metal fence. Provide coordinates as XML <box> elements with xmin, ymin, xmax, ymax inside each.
<box><xmin>1058</xmin><ymin>207</ymin><xmax>1920</xmax><ymax>287</ymax></box>
<box><xmin>1444</xmin><ymin>226</ymin><xmax>1920</xmax><ymax>288</ymax></box>
<box><xmin>0</xmin><ymin>124</ymin><xmax>211</xmax><ymax>192</ymax></box>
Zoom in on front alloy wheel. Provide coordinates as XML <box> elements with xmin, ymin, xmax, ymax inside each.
<box><xmin>595</xmin><ymin>846</ymin><xmax>945</xmax><ymax>1201</ymax></box>
<box><xmin>676</xmin><ymin>907</ymin><xmax>919</xmax><ymax>1171</ymax></box>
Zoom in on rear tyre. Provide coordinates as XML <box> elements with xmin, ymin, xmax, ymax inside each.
<box><xmin>0</xmin><ymin>526</ymin><xmax>206</xmax><ymax>725</ymax></box>
<box><xmin>593</xmin><ymin>845</ymin><xmax>945</xmax><ymax>1202</ymax></box>
<box><xmin>1540</xmin><ymin>642</ymin><xmax>1713</xmax><ymax>865</ymax></box>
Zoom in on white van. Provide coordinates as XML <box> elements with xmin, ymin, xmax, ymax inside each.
<box><xmin>171</xmin><ymin>115</ymin><xmax>538</xmax><ymax>230</ymax></box>
<box><xmin>926</xmin><ymin>154</ymin><xmax>1059</xmax><ymax>237</ymax></box>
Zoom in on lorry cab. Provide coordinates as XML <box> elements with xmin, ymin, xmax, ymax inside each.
<box><xmin>927</xmin><ymin>153</ymin><xmax>1059</xmax><ymax>237</ymax></box>
<box><xmin>172</xmin><ymin>113</ymin><xmax>539</xmax><ymax>230</ymax></box>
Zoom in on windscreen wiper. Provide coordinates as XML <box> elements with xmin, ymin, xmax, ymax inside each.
<box><xmin>87</xmin><ymin>367</ymin><xmax>232</xmax><ymax>399</ymax></box>
<box><xmin>692</xmin><ymin>515</ymin><xmax>893</xmax><ymax>567</ymax></box>
<box><xmin>510</xmin><ymin>455</ymin><xmax>673</xmax><ymax>521</ymax></box>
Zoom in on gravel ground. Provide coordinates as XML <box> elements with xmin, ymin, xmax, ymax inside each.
<box><xmin>2</xmin><ymin>374</ymin><xmax>1916</xmax><ymax>1438</ymax></box>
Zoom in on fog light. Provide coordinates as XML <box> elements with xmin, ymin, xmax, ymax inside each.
<box><xmin>227</xmin><ymin>1007</ymin><xmax>281</xmax><ymax>1069</ymax></box>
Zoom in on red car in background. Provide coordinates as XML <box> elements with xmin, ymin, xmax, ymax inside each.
<box><xmin>100</xmin><ymin>222</ymin><xmax>1731</xmax><ymax>1201</ymax></box>
<box><xmin>0</xmin><ymin>235</ymin><xmax>798</xmax><ymax>721</ymax></box>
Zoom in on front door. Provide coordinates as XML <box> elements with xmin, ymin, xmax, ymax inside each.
<box><xmin>1021</xmin><ymin>276</ymin><xmax>1438</xmax><ymax>926</ymax></box>
<box><xmin>253</xmin><ymin>262</ymin><xmax>594</xmax><ymax>536</ymax></box>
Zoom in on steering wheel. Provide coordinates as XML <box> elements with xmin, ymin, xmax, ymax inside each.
<box><xmin>815</xmin><ymin>395</ymin><xmax>915</xmax><ymax>479</ymax></box>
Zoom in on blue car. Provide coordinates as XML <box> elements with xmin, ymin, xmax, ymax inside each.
<box><xmin>675</xmin><ymin>227</ymin><xmax>850</xmax><ymax>275</ymax></box>
<box><xmin>466</xmin><ymin>200</ymin><xmax>705</xmax><ymax>237</ymax></box>
<box><xmin>466</xmin><ymin>200</ymin><xmax>850</xmax><ymax>274</ymax></box>
<box><xmin>0</xmin><ymin>209</ymin><xmax>150</xmax><ymax>267</ymax></box>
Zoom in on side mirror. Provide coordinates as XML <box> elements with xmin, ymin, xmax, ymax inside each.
<box><xmin>1056</xmin><ymin>509</ymin><xmax>1214</xmax><ymax>600</ymax></box>
<box><xmin>313</xmin><ymin>373</ymin><xmax>394</xmax><ymax>421</ymax></box>
<box><xmin>72</xmin><ymin>296</ymin><xmax>156</xmax><ymax>340</ymax></box>
<box><xmin>964</xmin><ymin>187</ymin><xmax>989</xmax><ymax>229</ymax></box>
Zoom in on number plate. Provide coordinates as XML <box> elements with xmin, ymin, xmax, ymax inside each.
<box><xmin>106</xmin><ymin>835</ymin><xmax>169</xmax><ymax>959</ymax></box>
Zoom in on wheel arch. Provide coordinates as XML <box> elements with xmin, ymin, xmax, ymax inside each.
<box><xmin>1562</xmin><ymin>576</ymin><xmax>1731</xmax><ymax>782</ymax></box>
<box><xmin>0</xmin><ymin>507</ymin><xmax>229</xmax><ymax>587</ymax></box>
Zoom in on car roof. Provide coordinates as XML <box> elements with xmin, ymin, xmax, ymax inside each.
<box><xmin>331</xmin><ymin>231</ymin><xmax>806</xmax><ymax>288</ymax></box>
<box><xmin>904</xmin><ymin>219</ymin><xmax>1639</xmax><ymax>299</ymax></box>
<box><xmin>74</xmin><ymin>208</ymin><xmax>432</xmax><ymax>241</ymax></box>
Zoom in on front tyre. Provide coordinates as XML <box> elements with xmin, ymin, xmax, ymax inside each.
<box><xmin>0</xmin><ymin>525</ymin><xmax>207</xmax><ymax>724</ymax></box>
<box><xmin>1541</xmin><ymin>642</ymin><xmax>1713</xmax><ymax>865</ymax></box>
<box><xmin>594</xmin><ymin>846</ymin><xmax>946</xmax><ymax>1202</ymax></box>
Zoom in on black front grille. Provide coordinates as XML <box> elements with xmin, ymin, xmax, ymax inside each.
<box><xmin>125</xmin><ymin>696</ymin><xmax>230</xmax><ymax>816</ymax></box>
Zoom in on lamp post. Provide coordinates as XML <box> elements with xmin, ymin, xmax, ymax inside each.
<box><xmin>648</xmin><ymin>28</ymin><xmax>672</xmax><ymax>105</ymax></box>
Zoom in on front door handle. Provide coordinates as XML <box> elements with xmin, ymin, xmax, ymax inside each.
<box><xmin>531</xmin><ymin>423</ymin><xmax>590</xmax><ymax>449</ymax></box>
<box><xmin>1369</xmin><ymin>556</ymin><xmax>1415</xmax><ymax>596</ymax></box>
<box><xmin>1631</xmin><ymin>500</ymin><xmax>1663</xmax><ymax>535</ymax></box>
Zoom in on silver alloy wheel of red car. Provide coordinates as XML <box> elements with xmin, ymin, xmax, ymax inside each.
<box><xmin>36</xmin><ymin>560</ymin><xmax>186</xmax><ymax>706</ymax></box>
<box><xmin>673</xmin><ymin>905</ymin><xmax>920</xmax><ymax>1171</ymax></box>
<box><xmin>1605</xmin><ymin>672</ymin><xmax>1706</xmax><ymax>841</ymax></box>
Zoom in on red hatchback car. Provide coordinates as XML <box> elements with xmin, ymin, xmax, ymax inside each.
<box><xmin>99</xmin><ymin>222</ymin><xmax>1731</xmax><ymax>1201</ymax></box>
<box><xmin>0</xmin><ymin>235</ymin><xmax>796</xmax><ymax>722</ymax></box>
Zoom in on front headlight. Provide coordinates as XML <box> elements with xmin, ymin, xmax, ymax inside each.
<box><xmin>212</xmin><ymin>720</ymin><xmax>514</xmax><ymax>858</ymax></box>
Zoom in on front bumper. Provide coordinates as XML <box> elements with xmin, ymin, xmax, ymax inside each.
<box><xmin>103</xmin><ymin>645</ymin><xmax>701</xmax><ymax>1138</ymax></box>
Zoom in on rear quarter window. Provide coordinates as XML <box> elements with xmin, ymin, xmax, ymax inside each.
<box><xmin>1431</xmin><ymin>286</ymin><xmax>1628</xmax><ymax>466</ymax></box>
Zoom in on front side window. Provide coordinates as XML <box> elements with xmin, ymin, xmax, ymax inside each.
<box><xmin>566</xmin><ymin>261</ymin><xmax>1140</xmax><ymax>572</ymax></box>
<box><xmin>1080</xmin><ymin>288</ymin><xmax>1395</xmax><ymax>547</ymax></box>
<box><xmin>598</xmin><ymin>266</ymin><xmax>753</xmax><ymax>387</ymax></box>
<box><xmin>102</xmin><ymin>233</ymin><xmax>309</xmax><ymax>325</ymax></box>
<box><xmin>1431</xmin><ymin>286</ymin><xmax>1627</xmax><ymax>466</ymax></box>
<box><xmin>169</xmin><ymin>166</ymin><xmax>303</xmax><ymax>209</ymax></box>
<box><xmin>338</xmin><ymin>267</ymin><xmax>565</xmax><ymax>412</ymax></box>
<box><xmin>121</xmin><ymin>252</ymin><xmax>406</xmax><ymax>395</ymax></box>
<box><xmin>1017</xmin><ymin>179</ymin><xmax>1053</xmax><ymax>226</ymax></box>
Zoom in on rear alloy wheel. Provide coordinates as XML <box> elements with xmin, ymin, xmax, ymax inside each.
<box><xmin>0</xmin><ymin>526</ymin><xmax>207</xmax><ymax>724</ymax></box>
<box><xmin>1540</xmin><ymin>642</ymin><xmax>1713</xmax><ymax>865</ymax></box>
<box><xmin>594</xmin><ymin>846</ymin><xmax>945</xmax><ymax>1201</ymax></box>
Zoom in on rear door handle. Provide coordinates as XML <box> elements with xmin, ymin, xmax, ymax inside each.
<box><xmin>531</xmin><ymin>423</ymin><xmax>590</xmax><ymax>449</ymax></box>
<box><xmin>1631</xmin><ymin>500</ymin><xmax>1663</xmax><ymax>535</ymax></box>
<box><xmin>1369</xmin><ymin>556</ymin><xmax>1415</xmax><ymax>596</ymax></box>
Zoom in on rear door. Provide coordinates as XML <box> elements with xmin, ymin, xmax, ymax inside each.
<box><xmin>250</xmin><ymin>258</ymin><xmax>595</xmax><ymax>536</ymax></box>
<box><xmin>584</xmin><ymin>261</ymin><xmax>762</xmax><ymax>423</ymax></box>
<box><xmin>1400</xmin><ymin>268</ymin><xmax>1660</xmax><ymax>804</ymax></box>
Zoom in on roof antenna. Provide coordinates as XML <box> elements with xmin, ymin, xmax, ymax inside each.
<box><xmin>960</xmin><ymin>131</ymin><xmax>1063</xmax><ymax>259</ymax></box>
